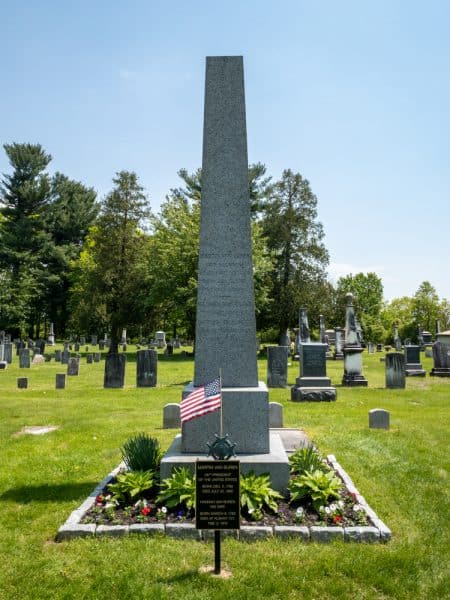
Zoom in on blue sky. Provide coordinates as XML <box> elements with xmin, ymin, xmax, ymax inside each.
<box><xmin>2</xmin><ymin>0</ymin><xmax>449</xmax><ymax>302</ymax></box>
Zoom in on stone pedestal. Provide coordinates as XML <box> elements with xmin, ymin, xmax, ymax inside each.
<box><xmin>181</xmin><ymin>382</ymin><xmax>269</xmax><ymax>454</ymax></box>
<box><xmin>342</xmin><ymin>347</ymin><xmax>368</xmax><ymax>386</ymax></box>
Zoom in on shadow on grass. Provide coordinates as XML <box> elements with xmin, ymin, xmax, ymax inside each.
<box><xmin>0</xmin><ymin>482</ymin><xmax>99</xmax><ymax>504</ymax></box>
<box><xmin>155</xmin><ymin>569</ymin><xmax>202</xmax><ymax>584</ymax></box>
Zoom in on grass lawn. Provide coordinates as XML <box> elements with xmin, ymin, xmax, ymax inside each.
<box><xmin>0</xmin><ymin>346</ymin><xmax>448</xmax><ymax>599</ymax></box>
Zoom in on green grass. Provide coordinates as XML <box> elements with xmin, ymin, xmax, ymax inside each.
<box><xmin>0</xmin><ymin>346</ymin><xmax>448</xmax><ymax>599</ymax></box>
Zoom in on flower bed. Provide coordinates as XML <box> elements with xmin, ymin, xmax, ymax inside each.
<box><xmin>56</xmin><ymin>455</ymin><xmax>391</xmax><ymax>543</ymax></box>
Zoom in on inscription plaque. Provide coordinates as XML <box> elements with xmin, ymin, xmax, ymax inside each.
<box><xmin>195</xmin><ymin>460</ymin><xmax>240</xmax><ymax>530</ymax></box>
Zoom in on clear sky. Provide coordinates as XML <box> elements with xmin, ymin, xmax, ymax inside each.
<box><xmin>2</xmin><ymin>0</ymin><xmax>449</xmax><ymax>302</ymax></box>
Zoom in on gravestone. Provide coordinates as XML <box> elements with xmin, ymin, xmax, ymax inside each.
<box><xmin>165</xmin><ymin>343</ymin><xmax>173</xmax><ymax>356</ymax></box>
<box><xmin>422</xmin><ymin>330</ymin><xmax>432</xmax><ymax>345</ymax></box>
<box><xmin>54</xmin><ymin>349</ymin><xmax>62</xmax><ymax>362</ymax></box>
<box><xmin>55</xmin><ymin>373</ymin><xmax>66</xmax><ymax>389</ymax></box>
<box><xmin>32</xmin><ymin>354</ymin><xmax>45</xmax><ymax>365</ymax></box>
<box><xmin>91</xmin><ymin>335</ymin><xmax>98</xmax><ymax>346</ymax></box>
<box><xmin>342</xmin><ymin>293</ymin><xmax>368</xmax><ymax>387</ymax></box>
<box><xmin>376</xmin><ymin>343</ymin><xmax>383</xmax><ymax>352</ymax></box>
<box><xmin>333</xmin><ymin>327</ymin><xmax>344</xmax><ymax>360</ymax></box>
<box><xmin>47</xmin><ymin>323</ymin><xmax>55</xmax><ymax>346</ymax></box>
<box><xmin>299</xmin><ymin>308</ymin><xmax>311</xmax><ymax>343</ymax></box>
<box><xmin>269</xmin><ymin>402</ymin><xmax>283</xmax><ymax>427</ymax></box>
<box><xmin>44</xmin><ymin>354</ymin><xmax>51</xmax><ymax>362</ymax></box>
<box><xmin>121</xmin><ymin>329</ymin><xmax>127</xmax><ymax>344</ymax></box>
<box><xmin>404</xmin><ymin>345</ymin><xmax>426</xmax><ymax>376</ymax></box>
<box><xmin>74</xmin><ymin>342</ymin><xmax>80</xmax><ymax>352</ymax></box>
<box><xmin>161</xmin><ymin>56</ymin><xmax>289</xmax><ymax>494</ymax></box>
<box><xmin>393</xmin><ymin>321</ymin><xmax>401</xmax><ymax>351</ymax></box>
<box><xmin>430</xmin><ymin>341</ymin><xmax>450</xmax><ymax>377</ymax></box>
<box><xmin>67</xmin><ymin>357</ymin><xmax>80</xmax><ymax>376</ymax></box>
<box><xmin>173</xmin><ymin>336</ymin><xmax>181</xmax><ymax>349</ymax></box>
<box><xmin>99</xmin><ymin>340</ymin><xmax>105</xmax><ymax>350</ymax></box>
<box><xmin>155</xmin><ymin>331</ymin><xmax>166</xmax><ymax>349</ymax></box>
<box><xmin>367</xmin><ymin>342</ymin><xmax>375</xmax><ymax>354</ymax></box>
<box><xmin>86</xmin><ymin>353</ymin><xmax>93</xmax><ymax>364</ymax></box>
<box><xmin>280</xmin><ymin>329</ymin><xmax>291</xmax><ymax>348</ymax></box>
<box><xmin>104</xmin><ymin>353</ymin><xmax>126</xmax><ymax>388</ymax></box>
<box><xmin>93</xmin><ymin>352</ymin><xmax>101</xmax><ymax>362</ymax></box>
<box><xmin>80</xmin><ymin>336</ymin><xmax>86</xmax><ymax>345</ymax></box>
<box><xmin>435</xmin><ymin>320</ymin><xmax>441</xmax><ymax>335</ymax></box>
<box><xmin>136</xmin><ymin>349</ymin><xmax>157</xmax><ymax>387</ymax></box>
<box><xmin>425</xmin><ymin>347</ymin><xmax>433</xmax><ymax>358</ymax></box>
<box><xmin>319</xmin><ymin>314</ymin><xmax>326</xmax><ymax>344</ymax></box>
<box><xmin>369</xmin><ymin>409</ymin><xmax>390</xmax><ymax>430</ymax></box>
<box><xmin>19</xmin><ymin>348</ymin><xmax>31</xmax><ymax>368</ymax></box>
<box><xmin>267</xmin><ymin>345</ymin><xmax>289</xmax><ymax>388</ymax></box>
<box><xmin>163</xmin><ymin>403</ymin><xmax>181</xmax><ymax>429</ymax></box>
<box><xmin>61</xmin><ymin>350</ymin><xmax>70</xmax><ymax>365</ymax></box>
<box><xmin>291</xmin><ymin>343</ymin><xmax>336</xmax><ymax>401</ymax></box>
<box><xmin>17</xmin><ymin>377</ymin><xmax>28</xmax><ymax>389</ymax></box>
<box><xmin>4</xmin><ymin>343</ymin><xmax>15</xmax><ymax>362</ymax></box>
<box><xmin>385</xmin><ymin>352</ymin><xmax>405</xmax><ymax>388</ymax></box>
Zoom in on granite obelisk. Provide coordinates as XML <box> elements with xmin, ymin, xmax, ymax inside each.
<box><xmin>182</xmin><ymin>56</ymin><xmax>269</xmax><ymax>453</ymax></box>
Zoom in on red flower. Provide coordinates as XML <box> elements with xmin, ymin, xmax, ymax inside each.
<box><xmin>141</xmin><ymin>507</ymin><xmax>151</xmax><ymax>516</ymax></box>
<box><xmin>332</xmin><ymin>515</ymin><xmax>343</xmax><ymax>524</ymax></box>
<box><xmin>95</xmin><ymin>495</ymin><xmax>104</xmax><ymax>504</ymax></box>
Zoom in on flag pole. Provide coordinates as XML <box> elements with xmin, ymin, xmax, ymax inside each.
<box><xmin>219</xmin><ymin>368</ymin><xmax>223</xmax><ymax>437</ymax></box>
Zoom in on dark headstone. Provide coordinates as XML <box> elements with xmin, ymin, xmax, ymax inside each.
<box><xmin>4</xmin><ymin>342</ymin><xmax>12</xmax><ymax>363</ymax></box>
<box><xmin>17</xmin><ymin>377</ymin><xmax>28</xmax><ymax>389</ymax></box>
<box><xmin>86</xmin><ymin>353</ymin><xmax>93</xmax><ymax>364</ymax></box>
<box><xmin>104</xmin><ymin>353</ymin><xmax>126</xmax><ymax>388</ymax></box>
<box><xmin>61</xmin><ymin>350</ymin><xmax>70</xmax><ymax>365</ymax></box>
<box><xmin>93</xmin><ymin>352</ymin><xmax>101</xmax><ymax>362</ymax></box>
<box><xmin>19</xmin><ymin>348</ymin><xmax>31</xmax><ymax>368</ymax></box>
<box><xmin>54</xmin><ymin>349</ymin><xmax>62</xmax><ymax>362</ymax></box>
<box><xmin>342</xmin><ymin>294</ymin><xmax>367</xmax><ymax>387</ymax></box>
<box><xmin>267</xmin><ymin>346</ymin><xmax>289</xmax><ymax>388</ymax></box>
<box><xmin>333</xmin><ymin>328</ymin><xmax>344</xmax><ymax>360</ymax></box>
<box><xmin>385</xmin><ymin>352</ymin><xmax>405</xmax><ymax>388</ymax></box>
<box><xmin>291</xmin><ymin>343</ymin><xmax>336</xmax><ymax>401</ymax></box>
<box><xmin>136</xmin><ymin>349</ymin><xmax>157</xmax><ymax>387</ymax></box>
<box><xmin>430</xmin><ymin>341</ymin><xmax>450</xmax><ymax>377</ymax></box>
<box><xmin>99</xmin><ymin>340</ymin><xmax>105</xmax><ymax>350</ymax></box>
<box><xmin>404</xmin><ymin>345</ymin><xmax>426</xmax><ymax>376</ymax></box>
<box><xmin>55</xmin><ymin>373</ymin><xmax>66</xmax><ymax>389</ymax></box>
<box><xmin>91</xmin><ymin>335</ymin><xmax>98</xmax><ymax>346</ymax></box>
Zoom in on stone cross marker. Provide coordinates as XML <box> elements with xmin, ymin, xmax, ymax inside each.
<box><xmin>183</xmin><ymin>56</ymin><xmax>269</xmax><ymax>454</ymax></box>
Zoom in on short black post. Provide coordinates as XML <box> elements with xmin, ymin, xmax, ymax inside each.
<box><xmin>214</xmin><ymin>530</ymin><xmax>221</xmax><ymax>574</ymax></box>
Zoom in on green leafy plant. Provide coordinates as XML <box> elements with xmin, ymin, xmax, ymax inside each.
<box><xmin>156</xmin><ymin>467</ymin><xmax>196</xmax><ymax>511</ymax></box>
<box><xmin>107</xmin><ymin>470</ymin><xmax>155</xmax><ymax>505</ymax></box>
<box><xmin>288</xmin><ymin>469</ymin><xmax>341</xmax><ymax>511</ymax></box>
<box><xmin>121</xmin><ymin>433</ymin><xmax>162</xmax><ymax>472</ymax></box>
<box><xmin>289</xmin><ymin>445</ymin><xmax>327</xmax><ymax>475</ymax></box>
<box><xmin>240</xmin><ymin>471</ymin><xmax>282</xmax><ymax>520</ymax></box>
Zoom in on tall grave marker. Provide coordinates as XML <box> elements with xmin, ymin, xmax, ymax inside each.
<box><xmin>161</xmin><ymin>56</ymin><xmax>289</xmax><ymax>492</ymax></box>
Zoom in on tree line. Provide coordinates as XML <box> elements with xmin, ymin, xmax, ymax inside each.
<box><xmin>0</xmin><ymin>143</ymin><xmax>448</xmax><ymax>349</ymax></box>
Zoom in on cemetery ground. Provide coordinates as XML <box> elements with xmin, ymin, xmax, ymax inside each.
<box><xmin>0</xmin><ymin>347</ymin><xmax>448</xmax><ymax>600</ymax></box>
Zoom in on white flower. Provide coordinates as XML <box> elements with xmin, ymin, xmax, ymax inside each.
<box><xmin>161</xmin><ymin>506</ymin><xmax>168</xmax><ymax>514</ymax></box>
<box><xmin>338</xmin><ymin>500</ymin><xmax>344</xmax><ymax>508</ymax></box>
<box><xmin>295</xmin><ymin>507</ymin><xmax>304</xmax><ymax>516</ymax></box>
<box><xmin>104</xmin><ymin>502</ymin><xmax>114</xmax><ymax>509</ymax></box>
<box><xmin>324</xmin><ymin>506</ymin><xmax>331</xmax><ymax>515</ymax></box>
<box><xmin>353</xmin><ymin>504</ymin><xmax>362</xmax><ymax>512</ymax></box>
<box><xmin>329</xmin><ymin>503</ymin><xmax>337</xmax><ymax>512</ymax></box>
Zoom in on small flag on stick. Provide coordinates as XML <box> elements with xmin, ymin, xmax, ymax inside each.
<box><xmin>180</xmin><ymin>377</ymin><xmax>221</xmax><ymax>424</ymax></box>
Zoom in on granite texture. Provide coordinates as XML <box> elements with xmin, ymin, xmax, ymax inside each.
<box><xmin>136</xmin><ymin>349</ymin><xmax>157</xmax><ymax>387</ymax></box>
<box><xmin>267</xmin><ymin>346</ymin><xmax>289</xmax><ymax>387</ymax></box>
<box><xmin>268</xmin><ymin>402</ymin><xmax>283</xmax><ymax>428</ymax></box>
<box><xmin>193</xmin><ymin>56</ymin><xmax>257</xmax><ymax>388</ymax></box>
<box><xmin>104</xmin><ymin>353</ymin><xmax>126</xmax><ymax>388</ymax></box>
<box><xmin>181</xmin><ymin>382</ymin><xmax>269</xmax><ymax>453</ymax></box>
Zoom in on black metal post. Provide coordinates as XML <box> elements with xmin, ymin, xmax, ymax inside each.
<box><xmin>214</xmin><ymin>530</ymin><xmax>221</xmax><ymax>574</ymax></box>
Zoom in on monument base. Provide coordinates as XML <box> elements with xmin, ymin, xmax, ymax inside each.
<box><xmin>181</xmin><ymin>381</ymin><xmax>269</xmax><ymax>454</ymax></box>
<box><xmin>405</xmin><ymin>365</ymin><xmax>426</xmax><ymax>377</ymax></box>
<box><xmin>333</xmin><ymin>352</ymin><xmax>344</xmax><ymax>360</ymax></box>
<box><xmin>342</xmin><ymin>374</ymin><xmax>368</xmax><ymax>386</ymax></box>
<box><xmin>291</xmin><ymin>386</ymin><xmax>336</xmax><ymax>402</ymax></box>
<box><xmin>160</xmin><ymin>431</ymin><xmax>291</xmax><ymax>495</ymax></box>
<box><xmin>430</xmin><ymin>368</ymin><xmax>450</xmax><ymax>377</ymax></box>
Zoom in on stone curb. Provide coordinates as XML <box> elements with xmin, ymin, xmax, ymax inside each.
<box><xmin>56</xmin><ymin>455</ymin><xmax>391</xmax><ymax>543</ymax></box>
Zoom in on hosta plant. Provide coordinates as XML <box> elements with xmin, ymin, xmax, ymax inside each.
<box><xmin>107</xmin><ymin>470</ymin><xmax>155</xmax><ymax>505</ymax></box>
<box><xmin>288</xmin><ymin>469</ymin><xmax>341</xmax><ymax>511</ymax></box>
<box><xmin>240</xmin><ymin>471</ymin><xmax>282</xmax><ymax>520</ymax></box>
<box><xmin>156</xmin><ymin>467</ymin><xmax>196</xmax><ymax>511</ymax></box>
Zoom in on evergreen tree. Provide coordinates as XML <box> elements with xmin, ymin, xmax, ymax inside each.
<box><xmin>258</xmin><ymin>169</ymin><xmax>329</xmax><ymax>341</ymax></box>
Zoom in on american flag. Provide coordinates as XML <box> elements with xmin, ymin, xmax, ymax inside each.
<box><xmin>180</xmin><ymin>377</ymin><xmax>222</xmax><ymax>424</ymax></box>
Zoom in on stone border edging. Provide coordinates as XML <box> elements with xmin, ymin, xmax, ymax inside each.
<box><xmin>56</xmin><ymin>455</ymin><xmax>391</xmax><ymax>543</ymax></box>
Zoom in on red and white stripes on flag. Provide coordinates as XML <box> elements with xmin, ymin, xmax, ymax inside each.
<box><xmin>180</xmin><ymin>377</ymin><xmax>221</xmax><ymax>424</ymax></box>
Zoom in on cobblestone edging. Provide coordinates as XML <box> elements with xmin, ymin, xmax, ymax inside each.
<box><xmin>56</xmin><ymin>455</ymin><xmax>391</xmax><ymax>543</ymax></box>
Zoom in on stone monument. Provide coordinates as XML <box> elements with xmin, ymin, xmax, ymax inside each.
<box><xmin>404</xmin><ymin>345</ymin><xmax>426</xmax><ymax>376</ymax></box>
<box><xmin>136</xmin><ymin>349</ymin><xmax>157</xmax><ymax>387</ymax></box>
<box><xmin>291</xmin><ymin>342</ymin><xmax>336</xmax><ymax>401</ymax></box>
<box><xmin>393</xmin><ymin>321</ymin><xmax>401</xmax><ymax>351</ymax></box>
<box><xmin>430</xmin><ymin>341</ymin><xmax>450</xmax><ymax>377</ymax></box>
<box><xmin>342</xmin><ymin>293</ymin><xmax>367</xmax><ymax>386</ymax></box>
<box><xmin>267</xmin><ymin>345</ymin><xmax>289</xmax><ymax>388</ymax></box>
<box><xmin>299</xmin><ymin>308</ymin><xmax>311</xmax><ymax>344</ymax></box>
<box><xmin>160</xmin><ymin>56</ymin><xmax>289</xmax><ymax>493</ymax></box>
<box><xmin>385</xmin><ymin>352</ymin><xmax>405</xmax><ymax>388</ymax></box>
<box><xmin>48</xmin><ymin>322</ymin><xmax>55</xmax><ymax>346</ymax></box>
<box><xmin>333</xmin><ymin>327</ymin><xmax>344</xmax><ymax>360</ymax></box>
